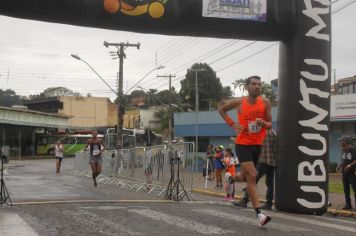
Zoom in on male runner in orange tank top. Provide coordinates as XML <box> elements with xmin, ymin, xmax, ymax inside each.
<box><xmin>218</xmin><ymin>76</ymin><xmax>272</xmax><ymax>227</ymax></box>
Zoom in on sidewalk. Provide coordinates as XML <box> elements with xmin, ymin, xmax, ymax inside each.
<box><xmin>191</xmin><ymin>173</ymin><xmax>356</xmax><ymax>218</ymax></box>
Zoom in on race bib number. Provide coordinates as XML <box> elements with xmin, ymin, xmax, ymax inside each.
<box><xmin>248</xmin><ymin>121</ymin><xmax>261</xmax><ymax>134</ymax></box>
<box><xmin>93</xmin><ymin>149</ymin><xmax>100</xmax><ymax>156</ymax></box>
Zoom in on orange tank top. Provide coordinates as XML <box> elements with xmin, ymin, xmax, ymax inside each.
<box><xmin>236</xmin><ymin>96</ymin><xmax>266</xmax><ymax>145</ymax></box>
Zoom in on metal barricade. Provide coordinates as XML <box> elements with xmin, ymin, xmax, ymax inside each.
<box><xmin>9</xmin><ymin>148</ymin><xmax>21</xmax><ymax>161</ymax></box>
<box><xmin>1</xmin><ymin>147</ymin><xmax>21</xmax><ymax>161</ymax></box>
<box><xmin>72</xmin><ymin>142</ymin><xmax>196</xmax><ymax>198</ymax></box>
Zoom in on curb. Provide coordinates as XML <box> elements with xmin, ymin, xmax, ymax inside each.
<box><xmin>327</xmin><ymin>208</ymin><xmax>356</xmax><ymax>218</ymax></box>
<box><xmin>192</xmin><ymin>188</ymin><xmax>266</xmax><ymax>203</ymax></box>
<box><xmin>192</xmin><ymin>188</ymin><xmax>356</xmax><ymax>218</ymax></box>
<box><xmin>11</xmin><ymin>199</ymin><xmax>175</xmax><ymax>206</ymax></box>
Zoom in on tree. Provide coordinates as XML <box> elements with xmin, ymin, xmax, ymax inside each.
<box><xmin>41</xmin><ymin>87</ymin><xmax>81</xmax><ymax>97</ymax></box>
<box><xmin>156</xmin><ymin>89</ymin><xmax>180</xmax><ymax>105</ymax></box>
<box><xmin>0</xmin><ymin>89</ymin><xmax>22</xmax><ymax>107</ymax></box>
<box><xmin>130</xmin><ymin>90</ymin><xmax>146</xmax><ymax>99</ymax></box>
<box><xmin>154</xmin><ymin>108</ymin><xmax>169</xmax><ymax>132</ymax></box>
<box><xmin>29</xmin><ymin>87</ymin><xmax>81</xmax><ymax>99</ymax></box>
<box><xmin>180</xmin><ymin>63</ymin><xmax>229</xmax><ymax>111</ymax></box>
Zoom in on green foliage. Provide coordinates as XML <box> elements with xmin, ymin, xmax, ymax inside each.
<box><xmin>233</xmin><ymin>79</ymin><xmax>274</xmax><ymax>103</ymax></box>
<box><xmin>130</xmin><ymin>90</ymin><xmax>146</xmax><ymax>99</ymax></box>
<box><xmin>156</xmin><ymin>89</ymin><xmax>180</xmax><ymax>105</ymax></box>
<box><xmin>0</xmin><ymin>89</ymin><xmax>22</xmax><ymax>107</ymax></box>
<box><xmin>130</xmin><ymin>87</ymin><xmax>180</xmax><ymax>109</ymax></box>
<box><xmin>154</xmin><ymin>108</ymin><xmax>169</xmax><ymax>131</ymax></box>
<box><xmin>29</xmin><ymin>87</ymin><xmax>81</xmax><ymax>100</ymax></box>
<box><xmin>179</xmin><ymin>63</ymin><xmax>231</xmax><ymax>111</ymax></box>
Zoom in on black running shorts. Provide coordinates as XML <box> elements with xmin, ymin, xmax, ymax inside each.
<box><xmin>235</xmin><ymin>145</ymin><xmax>262</xmax><ymax>167</ymax></box>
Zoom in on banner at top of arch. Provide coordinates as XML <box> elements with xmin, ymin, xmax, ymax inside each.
<box><xmin>0</xmin><ymin>0</ymin><xmax>295</xmax><ymax>41</ymax></box>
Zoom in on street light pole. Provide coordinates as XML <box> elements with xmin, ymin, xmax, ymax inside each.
<box><xmin>188</xmin><ymin>68</ymin><xmax>206</xmax><ymax>153</ymax></box>
<box><xmin>71</xmin><ymin>54</ymin><xmax>118</xmax><ymax>96</ymax></box>
<box><xmin>126</xmin><ymin>65</ymin><xmax>165</xmax><ymax>95</ymax></box>
<box><xmin>157</xmin><ymin>74</ymin><xmax>176</xmax><ymax>144</ymax></box>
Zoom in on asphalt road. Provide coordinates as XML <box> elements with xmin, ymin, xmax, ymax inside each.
<box><xmin>1</xmin><ymin>159</ymin><xmax>355</xmax><ymax>236</ymax></box>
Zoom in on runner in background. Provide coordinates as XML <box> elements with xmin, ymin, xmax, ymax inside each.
<box><xmin>54</xmin><ymin>140</ymin><xmax>64</xmax><ymax>173</ymax></box>
<box><xmin>84</xmin><ymin>130</ymin><xmax>107</xmax><ymax>187</ymax></box>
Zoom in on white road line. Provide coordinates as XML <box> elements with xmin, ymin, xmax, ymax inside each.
<box><xmin>80</xmin><ymin>206</ymin><xmax>127</xmax><ymax>210</ymax></box>
<box><xmin>64</xmin><ymin>210</ymin><xmax>142</xmax><ymax>236</ymax></box>
<box><xmin>319</xmin><ymin>216</ymin><xmax>356</xmax><ymax>226</ymax></box>
<box><xmin>0</xmin><ymin>213</ymin><xmax>38</xmax><ymax>236</ymax></box>
<box><xmin>245</xmin><ymin>210</ymin><xmax>356</xmax><ymax>234</ymax></box>
<box><xmin>129</xmin><ymin>209</ymin><xmax>234</xmax><ymax>235</ymax></box>
<box><xmin>193</xmin><ymin>209</ymin><xmax>310</xmax><ymax>232</ymax></box>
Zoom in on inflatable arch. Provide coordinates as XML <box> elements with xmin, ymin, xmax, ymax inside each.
<box><xmin>0</xmin><ymin>0</ymin><xmax>331</xmax><ymax>215</ymax></box>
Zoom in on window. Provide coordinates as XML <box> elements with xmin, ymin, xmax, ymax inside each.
<box><xmin>348</xmin><ymin>84</ymin><xmax>354</xmax><ymax>94</ymax></box>
<box><xmin>342</xmin><ymin>85</ymin><xmax>348</xmax><ymax>94</ymax></box>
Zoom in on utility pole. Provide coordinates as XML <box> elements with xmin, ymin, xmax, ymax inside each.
<box><xmin>157</xmin><ymin>74</ymin><xmax>176</xmax><ymax>143</ymax></box>
<box><xmin>188</xmin><ymin>68</ymin><xmax>205</xmax><ymax>153</ymax></box>
<box><xmin>104</xmin><ymin>41</ymin><xmax>140</xmax><ymax>148</ymax></box>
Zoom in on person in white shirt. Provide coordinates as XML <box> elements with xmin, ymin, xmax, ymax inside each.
<box><xmin>54</xmin><ymin>141</ymin><xmax>64</xmax><ymax>173</ymax></box>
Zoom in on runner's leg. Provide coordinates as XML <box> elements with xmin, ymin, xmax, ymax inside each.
<box><xmin>56</xmin><ymin>159</ymin><xmax>60</xmax><ymax>173</ymax></box>
<box><xmin>240</xmin><ymin>161</ymin><xmax>259</xmax><ymax>209</ymax></box>
<box><xmin>58</xmin><ymin>158</ymin><xmax>62</xmax><ymax>173</ymax></box>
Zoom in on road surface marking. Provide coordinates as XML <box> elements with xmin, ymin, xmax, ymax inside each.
<box><xmin>245</xmin><ymin>209</ymin><xmax>356</xmax><ymax>233</ymax></box>
<box><xmin>0</xmin><ymin>213</ymin><xmax>38</xmax><ymax>236</ymax></box>
<box><xmin>193</xmin><ymin>209</ymin><xmax>310</xmax><ymax>232</ymax></box>
<box><xmin>129</xmin><ymin>209</ymin><xmax>233</xmax><ymax>235</ymax></box>
<box><xmin>64</xmin><ymin>209</ymin><xmax>142</xmax><ymax>236</ymax></box>
<box><xmin>80</xmin><ymin>206</ymin><xmax>128</xmax><ymax>210</ymax></box>
<box><xmin>319</xmin><ymin>216</ymin><xmax>356</xmax><ymax>225</ymax></box>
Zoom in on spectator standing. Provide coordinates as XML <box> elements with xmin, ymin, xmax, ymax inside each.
<box><xmin>337</xmin><ymin>136</ymin><xmax>356</xmax><ymax>210</ymax></box>
<box><xmin>214</xmin><ymin>145</ymin><xmax>225</xmax><ymax>189</ymax></box>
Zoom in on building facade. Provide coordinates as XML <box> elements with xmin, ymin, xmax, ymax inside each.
<box><xmin>24</xmin><ymin>96</ymin><xmax>117</xmax><ymax>128</ymax></box>
<box><xmin>24</xmin><ymin>97</ymin><xmax>163</xmax><ymax>131</ymax></box>
<box><xmin>0</xmin><ymin>106</ymin><xmax>69</xmax><ymax>156</ymax></box>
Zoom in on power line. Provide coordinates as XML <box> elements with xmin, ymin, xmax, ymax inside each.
<box><xmin>208</xmin><ymin>41</ymin><xmax>258</xmax><ymax>65</ymax></box>
<box><xmin>124</xmin><ymin>37</ymin><xmax>199</xmax><ymax>79</ymax></box>
<box><xmin>138</xmin><ymin>39</ymin><xmax>240</xmax><ymax>88</ymax></box>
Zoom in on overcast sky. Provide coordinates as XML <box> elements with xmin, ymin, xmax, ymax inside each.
<box><xmin>0</xmin><ymin>1</ymin><xmax>355</xmax><ymax>101</ymax></box>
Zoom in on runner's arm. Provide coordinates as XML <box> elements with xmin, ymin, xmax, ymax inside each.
<box><xmin>346</xmin><ymin>159</ymin><xmax>356</xmax><ymax>169</ymax></box>
<box><xmin>60</xmin><ymin>144</ymin><xmax>64</xmax><ymax>152</ymax></box>
<box><xmin>218</xmin><ymin>99</ymin><xmax>244</xmax><ymax>133</ymax></box>
<box><xmin>257</xmin><ymin>98</ymin><xmax>272</xmax><ymax>129</ymax></box>
<box><xmin>346</xmin><ymin>150</ymin><xmax>356</xmax><ymax>169</ymax></box>
<box><xmin>100</xmin><ymin>139</ymin><xmax>108</xmax><ymax>153</ymax></box>
<box><xmin>84</xmin><ymin>139</ymin><xmax>90</xmax><ymax>151</ymax></box>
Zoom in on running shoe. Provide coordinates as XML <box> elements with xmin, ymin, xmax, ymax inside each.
<box><xmin>257</xmin><ymin>213</ymin><xmax>271</xmax><ymax>227</ymax></box>
<box><xmin>225</xmin><ymin>172</ymin><xmax>233</xmax><ymax>184</ymax></box>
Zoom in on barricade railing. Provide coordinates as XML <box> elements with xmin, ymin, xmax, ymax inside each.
<box><xmin>1</xmin><ymin>147</ymin><xmax>21</xmax><ymax>161</ymax></box>
<box><xmin>72</xmin><ymin>142</ymin><xmax>196</xmax><ymax>198</ymax></box>
<box><xmin>9</xmin><ymin>148</ymin><xmax>22</xmax><ymax>161</ymax></box>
